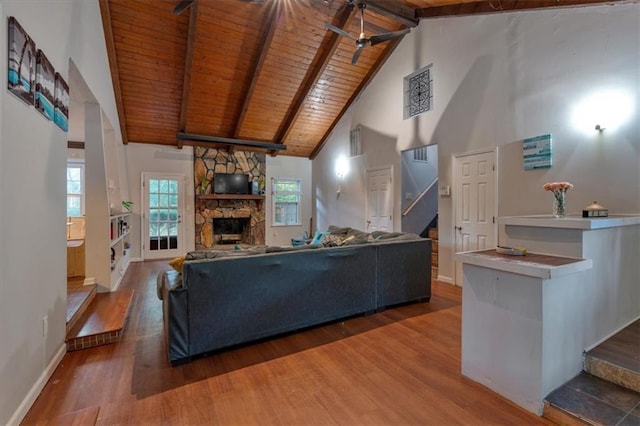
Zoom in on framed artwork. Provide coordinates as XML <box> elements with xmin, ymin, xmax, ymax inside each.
<box><xmin>35</xmin><ymin>49</ymin><xmax>55</xmax><ymax>120</ymax></box>
<box><xmin>54</xmin><ymin>73</ymin><xmax>69</xmax><ymax>132</ymax></box>
<box><xmin>7</xmin><ymin>17</ymin><xmax>36</xmax><ymax>105</ymax></box>
<box><xmin>523</xmin><ymin>134</ymin><xmax>552</xmax><ymax>170</ymax></box>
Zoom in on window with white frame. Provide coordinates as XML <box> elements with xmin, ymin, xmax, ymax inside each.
<box><xmin>272</xmin><ymin>178</ymin><xmax>301</xmax><ymax>226</ymax></box>
<box><xmin>67</xmin><ymin>163</ymin><xmax>84</xmax><ymax>217</ymax></box>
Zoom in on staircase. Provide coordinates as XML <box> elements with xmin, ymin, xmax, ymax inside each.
<box><xmin>428</xmin><ymin>227</ymin><xmax>438</xmax><ymax>282</ymax></box>
<box><xmin>66</xmin><ymin>285</ymin><xmax>134</xmax><ymax>351</ymax></box>
<box><xmin>544</xmin><ymin>320</ymin><xmax>640</xmax><ymax>425</ymax></box>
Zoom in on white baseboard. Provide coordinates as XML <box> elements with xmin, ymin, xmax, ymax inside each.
<box><xmin>437</xmin><ymin>274</ymin><xmax>453</xmax><ymax>284</ymax></box>
<box><xmin>130</xmin><ymin>257</ymin><xmax>143</xmax><ymax>262</ymax></box>
<box><xmin>83</xmin><ymin>276</ymin><xmax>96</xmax><ymax>285</ymax></box>
<box><xmin>8</xmin><ymin>343</ymin><xmax>66</xmax><ymax>426</ymax></box>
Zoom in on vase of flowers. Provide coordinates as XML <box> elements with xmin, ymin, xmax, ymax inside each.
<box><xmin>543</xmin><ymin>182</ymin><xmax>573</xmax><ymax>218</ymax></box>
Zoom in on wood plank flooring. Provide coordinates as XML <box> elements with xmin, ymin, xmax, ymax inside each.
<box><xmin>23</xmin><ymin>261</ymin><xmax>553</xmax><ymax>425</ymax></box>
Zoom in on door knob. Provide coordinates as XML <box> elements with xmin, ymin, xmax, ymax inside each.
<box><xmin>455</xmin><ymin>226</ymin><xmax>463</xmax><ymax>231</ymax></box>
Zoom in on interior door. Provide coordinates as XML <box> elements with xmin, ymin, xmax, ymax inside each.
<box><xmin>454</xmin><ymin>150</ymin><xmax>496</xmax><ymax>285</ymax></box>
<box><xmin>366</xmin><ymin>167</ymin><xmax>393</xmax><ymax>232</ymax></box>
<box><xmin>143</xmin><ymin>173</ymin><xmax>185</xmax><ymax>260</ymax></box>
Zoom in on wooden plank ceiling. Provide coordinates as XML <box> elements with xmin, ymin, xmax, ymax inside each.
<box><xmin>100</xmin><ymin>0</ymin><xmax>624</xmax><ymax>158</ymax></box>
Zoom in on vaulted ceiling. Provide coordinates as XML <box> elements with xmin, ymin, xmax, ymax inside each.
<box><xmin>99</xmin><ymin>0</ymin><xmax>621</xmax><ymax>158</ymax></box>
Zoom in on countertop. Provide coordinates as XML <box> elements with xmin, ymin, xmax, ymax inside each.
<box><xmin>498</xmin><ymin>214</ymin><xmax>640</xmax><ymax>230</ymax></box>
<box><xmin>455</xmin><ymin>249</ymin><xmax>592</xmax><ymax>279</ymax></box>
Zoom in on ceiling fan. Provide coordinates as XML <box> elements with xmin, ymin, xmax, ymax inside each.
<box><xmin>325</xmin><ymin>1</ymin><xmax>410</xmax><ymax>65</ymax></box>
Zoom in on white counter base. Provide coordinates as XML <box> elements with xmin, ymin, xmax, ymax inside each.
<box><xmin>456</xmin><ymin>251</ymin><xmax>592</xmax><ymax>414</ymax></box>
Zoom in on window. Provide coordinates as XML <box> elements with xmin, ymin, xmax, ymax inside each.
<box><xmin>67</xmin><ymin>163</ymin><xmax>84</xmax><ymax>217</ymax></box>
<box><xmin>272</xmin><ymin>178</ymin><xmax>301</xmax><ymax>226</ymax></box>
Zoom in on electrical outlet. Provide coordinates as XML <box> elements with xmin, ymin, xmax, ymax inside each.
<box><xmin>43</xmin><ymin>315</ymin><xmax>48</xmax><ymax>337</ymax></box>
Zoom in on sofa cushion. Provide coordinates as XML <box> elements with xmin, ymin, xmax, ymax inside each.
<box><xmin>186</xmin><ymin>247</ymin><xmax>266</xmax><ymax>260</ymax></box>
<box><xmin>265</xmin><ymin>244</ymin><xmax>323</xmax><ymax>253</ymax></box>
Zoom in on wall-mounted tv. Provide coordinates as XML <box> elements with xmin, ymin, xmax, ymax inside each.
<box><xmin>213</xmin><ymin>173</ymin><xmax>249</xmax><ymax>195</ymax></box>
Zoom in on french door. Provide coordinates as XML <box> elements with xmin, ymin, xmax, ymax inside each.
<box><xmin>142</xmin><ymin>173</ymin><xmax>185</xmax><ymax>260</ymax></box>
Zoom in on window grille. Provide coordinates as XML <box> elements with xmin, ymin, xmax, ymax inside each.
<box><xmin>404</xmin><ymin>64</ymin><xmax>433</xmax><ymax>119</ymax></box>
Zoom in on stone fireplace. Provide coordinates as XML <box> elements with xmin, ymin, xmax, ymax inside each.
<box><xmin>194</xmin><ymin>148</ymin><xmax>265</xmax><ymax>249</ymax></box>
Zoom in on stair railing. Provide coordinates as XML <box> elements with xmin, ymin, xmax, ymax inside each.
<box><xmin>402</xmin><ymin>178</ymin><xmax>438</xmax><ymax>217</ymax></box>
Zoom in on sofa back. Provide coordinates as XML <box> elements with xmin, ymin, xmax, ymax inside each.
<box><xmin>181</xmin><ymin>244</ymin><xmax>378</xmax><ymax>358</ymax></box>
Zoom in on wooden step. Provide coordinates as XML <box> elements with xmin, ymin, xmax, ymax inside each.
<box><xmin>428</xmin><ymin>227</ymin><xmax>438</xmax><ymax>240</ymax></box>
<box><xmin>584</xmin><ymin>319</ymin><xmax>640</xmax><ymax>392</ymax></box>
<box><xmin>66</xmin><ymin>284</ymin><xmax>97</xmax><ymax>335</ymax></box>
<box><xmin>544</xmin><ymin>372</ymin><xmax>640</xmax><ymax>425</ymax></box>
<box><xmin>66</xmin><ymin>290</ymin><xmax>134</xmax><ymax>351</ymax></box>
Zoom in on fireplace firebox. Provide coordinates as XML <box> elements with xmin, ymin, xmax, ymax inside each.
<box><xmin>212</xmin><ymin>217</ymin><xmax>250</xmax><ymax>245</ymax></box>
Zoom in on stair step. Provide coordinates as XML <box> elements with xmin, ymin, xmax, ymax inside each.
<box><xmin>66</xmin><ymin>290</ymin><xmax>134</xmax><ymax>351</ymax></box>
<box><xmin>544</xmin><ymin>372</ymin><xmax>640</xmax><ymax>426</ymax></box>
<box><xmin>27</xmin><ymin>405</ymin><xmax>100</xmax><ymax>426</ymax></box>
<box><xmin>66</xmin><ymin>284</ymin><xmax>97</xmax><ymax>335</ymax></box>
<box><xmin>585</xmin><ymin>319</ymin><xmax>640</xmax><ymax>393</ymax></box>
<box><xmin>428</xmin><ymin>227</ymin><xmax>438</xmax><ymax>240</ymax></box>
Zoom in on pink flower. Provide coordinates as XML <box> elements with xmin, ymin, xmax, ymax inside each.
<box><xmin>543</xmin><ymin>181</ymin><xmax>573</xmax><ymax>192</ymax></box>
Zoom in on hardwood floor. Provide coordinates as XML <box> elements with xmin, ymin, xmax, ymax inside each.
<box><xmin>24</xmin><ymin>261</ymin><xmax>552</xmax><ymax>425</ymax></box>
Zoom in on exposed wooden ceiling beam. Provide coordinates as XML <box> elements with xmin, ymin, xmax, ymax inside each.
<box><xmin>272</xmin><ymin>2</ymin><xmax>355</xmax><ymax>155</ymax></box>
<box><xmin>177</xmin><ymin>132</ymin><xmax>287</xmax><ymax>151</ymax></box>
<box><xmin>173</xmin><ymin>0</ymin><xmax>196</xmax><ymax>15</ymax></box>
<box><xmin>99</xmin><ymin>0</ymin><xmax>129</xmax><ymax>145</ymax></box>
<box><xmin>310</xmin><ymin>34</ymin><xmax>405</xmax><ymax>160</ymax></box>
<box><xmin>233</xmin><ymin>1</ymin><xmax>281</xmax><ymax>138</ymax></box>
<box><xmin>416</xmin><ymin>0</ymin><xmax>629</xmax><ymax>19</ymax></box>
<box><xmin>177</xmin><ymin>1</ymin><xmax>199</xmax><ymax>149</ymax></box>
<box><xmin>366</xmin><ymin>0</ymin><xmax>418</xmax><ymax>27</ymax></box>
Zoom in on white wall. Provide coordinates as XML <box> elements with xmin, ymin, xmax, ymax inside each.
<box><xmin>266</xmin><ymin>155</ymin><xmax>313</xmax><ymax>246</ymax></box>
<box><xmin>121</xmin><ymin>145</ymin><xmax>313</xmax><ymax>256</ymax></box>
<box><xmin>312</xmin><ymin>4</ymin><xmax>639</xmax><ymax>283</ymax></box>
<box><xmin>0</xmin><ymin>1</ymin><xmax>122</xmax><ymax>423</ymax></box>
<box><xmin>122</xmin><ymin>143</ymin><xmax>195</xmax><ymax>259</ymax></box>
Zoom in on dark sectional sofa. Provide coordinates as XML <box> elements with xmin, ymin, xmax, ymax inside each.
<box><xmin>158</xmin><ymin>229</ymin><xmax>431</xmax><ymax>365</ymax></box>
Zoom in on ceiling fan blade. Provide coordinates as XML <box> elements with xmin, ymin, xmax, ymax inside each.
<box><xmin>369</xmin><ymin>28</ymin><xmax>411</xmax><ymax>46</ymax></box>
<box><xmin>325</xmin><ymin>23</ymin><xmax>357</xmax><ymax>41</ymax></box>
<box><xmin>351</xmin><ymin>47</ymin><xmax>364</xmax><ymax>65</ymax></box>
<box><xmin>173</xmin><ymin>0</ymin><xmax>196</xmax><ymax>15</ymax></box>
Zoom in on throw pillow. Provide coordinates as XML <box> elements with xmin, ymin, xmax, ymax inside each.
<box><xmin>168</xmin><ymin>256</ymin><xmax>186</xmax><ymax>273</ymax></box>
<box><xmin>321</xmin><ymin>233</ymin><xmax>344</xmax><ymax>247</ymax></box>
<box><xmin>310</xmin><ymin>231</ymin><xmax>326</xmax><ymax>245</ymax></box>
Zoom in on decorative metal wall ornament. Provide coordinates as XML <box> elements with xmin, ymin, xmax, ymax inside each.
<box><xmin>404</xmin><ymin>64</ymin><xmax>433</xmax><ymax>119</ymax></box>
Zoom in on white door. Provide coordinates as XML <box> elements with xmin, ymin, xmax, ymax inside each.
<box><xmin>366</xmin><ymin>167</ymin><xmax>393</xmax><ymax>232</ymax></box>
<box><xmin>454</xmin><ymin>150</ymin><xmax>496</xmax><ymax>285</ymax></box>
<box><xmin>143</xmin><ymin>173</ymin><xmax>185</xmax><ymax>260</ymax></box>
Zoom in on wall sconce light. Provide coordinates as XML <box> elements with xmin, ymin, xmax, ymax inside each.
<box><xmin>572</xmin><ymin>89</ymin><xmax>634</xmax><ymax>135</ymax></box>
<box><xmin>335</xmin><ymin>155</ymin><xmax>349</xmax><ymax>196</ymax></box>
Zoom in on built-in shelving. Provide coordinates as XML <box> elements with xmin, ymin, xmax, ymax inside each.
<box><xmin>109</xmin><ymin>213</ymin><xmax>131</xmax><ymax>288</ymax></box>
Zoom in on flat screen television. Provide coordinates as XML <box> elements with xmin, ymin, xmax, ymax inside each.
<box><xmin>213</xmin><ymin>173</ymin><xmax>249</xmax><ymax>195</ymax></box>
